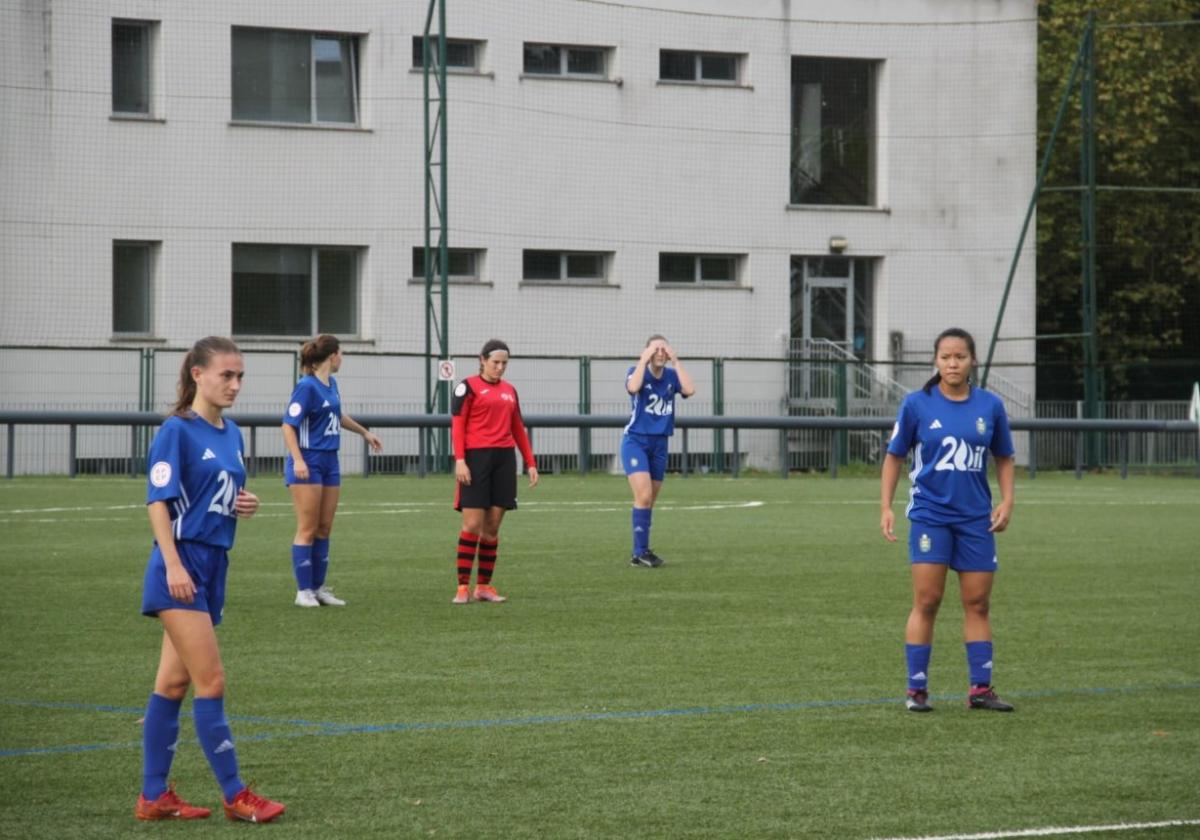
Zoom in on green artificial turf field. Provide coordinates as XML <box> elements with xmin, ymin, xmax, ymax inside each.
<box><xmin>1</xmin><ymin>473</ymin><xmax>1197</xmax><ymax>838</ymax></box>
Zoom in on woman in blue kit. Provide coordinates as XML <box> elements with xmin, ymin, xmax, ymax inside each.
<box><xmin>136</xmin><ymin>336</ymin><xmax>285</xmax><ymax>823</ymax></box>
<box><xmin>622</xmin><ymin>335</ymin><xmax>695</xmax><ymax>567</ymax></box>
<box><xmin>282</xmin><ymin>334</ymin><xmax>382</xmax><ymax>608</ymax></box>
<box><xmin>880</xmin><ymin>328</ymin><xmax>1016</xmax><ymax>713</ymax></box>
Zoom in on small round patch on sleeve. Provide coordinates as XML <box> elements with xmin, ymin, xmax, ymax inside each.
<box><xmin>288</xmin><ymin>402</ymin><xmax>303</xmax><ymax>417</ymax></box>
<box><xmin>150</xmin><ymin>461</ymin><xmax>173</xmax><ymax>488</ymax></box>
<box><xmin>454</xmin><ymin>382</ymin><xmax>467</xmax><ymax>397</ymax></box>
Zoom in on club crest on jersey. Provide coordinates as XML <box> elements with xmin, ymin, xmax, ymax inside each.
<box><xmin>976</xmin><ymin>417</ymin><xmax>987</xmax><ymax>435</ymax></box>
<box><xmin>918</xmin><ymin>533</ymin><xmax>932</xmax><ymax>553</ymax></box>
<box><xmin>454</xmin><ymin>382</ymin><xmax>467</xmax><ymax>397</ymax></box>
<box><xmin>150</xmin><ymin>461</ymin><xmax>172</xmax><ymax>488</ymax></box>
<box><xmin>288</xmin><ymin>402</ymin><xmax>303</xmax><ymax>418</ymax></box>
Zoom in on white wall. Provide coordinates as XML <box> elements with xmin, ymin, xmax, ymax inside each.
<box><xmin>1</xmin><ymin>0</ymin><xmax>1037</xmax><ymax>409</ymax></box>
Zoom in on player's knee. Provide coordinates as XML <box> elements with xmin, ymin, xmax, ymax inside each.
<box><xmin>962</xmin><ymin>594</ymin><xmax>990</xmax><ymax>616</ymax></box>
<box><xmin>156</xmin><ymin>676</ymin><xmax>191</xmax><ymax>701</ymax></box>
<box><xmin>913</xmin><ymin>592</ymin><xmax>943</xmax><ymax>616</ymax></box>
<box><xmin>193</xmin><ymin>667</ymin><xmax>226</xmax><ymax>698</ymax></box>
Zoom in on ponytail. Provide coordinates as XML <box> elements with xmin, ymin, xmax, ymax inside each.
<box><xmin>300</xmin><ymin>334</ymin><xmax>340</xmax><ymax>375</ymax></box>
<box><xmin>172</xmin><ymin>336</ymin><xmax>241</xmax><ymax>416</ymax></box>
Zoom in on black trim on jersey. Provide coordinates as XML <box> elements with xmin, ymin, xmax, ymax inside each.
<box><xmin>451</xmin><ymin>378</ymin><xmax>474</xmax><ymax>416</ymax></box>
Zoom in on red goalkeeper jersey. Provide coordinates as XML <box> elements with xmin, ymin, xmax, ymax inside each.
<box><xmin>450</xmin><ymin>375</ymin><xmax>536</xmax><ymax>466</ymax></box>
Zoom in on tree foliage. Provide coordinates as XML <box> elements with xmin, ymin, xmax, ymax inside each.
<box><xmin>1035</xmin><ymin>0</ymin><xmax>1200</xmax><ymax>400</ymax></box>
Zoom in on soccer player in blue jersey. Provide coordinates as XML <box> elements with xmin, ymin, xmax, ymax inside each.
<box><xmin>136</xmin><ymin>336</ymin><xmax>285</xmax><ymax>823</ymax></box>
<box><xmin>622</xmin><ymin>335</ymin><xmax>695</xmax><ymax>567</ymax></box>
<box><xmin>282</xmin><ymin>334</ymin><xmax>382</xmax><ymax>608</ymax></box>
<box><xmin>880</xmin><ymin>328</ymin><xmax>1016</xmax><ymax>713</ymax></box>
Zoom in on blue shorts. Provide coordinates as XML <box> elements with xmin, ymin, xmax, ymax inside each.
<box><xmin>141</xmin><ymin>541</ymin><xmax>229</xmax><ymax>626</ymax></box>
<box><xmin>621</xmin><ymin>432</ymin><xmax>668</xmax><ymax>481</ymax></box>
<box><xmin>285</xmin><ymin>449</ymin><xmax>341</xmax><ymax>487</ymax></box>
<box><xmin>908</xmin><ymin>517</ymin><xmax>998</xmax><ymax>573</ymax></box>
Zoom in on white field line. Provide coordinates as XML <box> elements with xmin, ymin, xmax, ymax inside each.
<box><xmin>0</xmin><ymin>500</ymin><xmax>766</xmax><ymax>524</ymax></box>
<box><xmin>865</xmin><ymin>818</ymin><xmax>1200</xmax><ymax>840</ymax></box>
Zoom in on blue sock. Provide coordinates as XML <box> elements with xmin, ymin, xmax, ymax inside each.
<box><xmin>905</xmin><ymin>644</ymin><xmax>932</xmax><ymax>692</ymax></box>
<box><xmin>193</xmin><ymin>696</ymin><xmax>244</xmax><ymax>802</ymax></box>
<box><xmin>291</xmin><ymin>544</ymin><xmax>314</xmax><ymax>591</ymax></box>
<box><xmin>141</xmin><ymin>693</ymin><xmax>182</xmax><ymax>800</ymax></box>
<box><xmin>966</xmin><ymin>640</ymin><xmax>994</xmax><ymax>687</ymax></box>
<box><xmin>312</xmin><ymin>537</ymin><xmax>330</xmax><ymax>589</ymax></box>
<box><xmin>632</xmin><ymin>507</ymin><xmax>652</xmax><ymax>555</ymax></box>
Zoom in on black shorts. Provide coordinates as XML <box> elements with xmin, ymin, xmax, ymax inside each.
<box><xmin>455</xmin><ymin>447</ymin><xmax>518</xmax><ymax>511</ymax></box>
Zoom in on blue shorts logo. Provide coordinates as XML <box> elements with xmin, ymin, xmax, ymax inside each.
<box><xmin>919</xmin><ymin>533</ymin><xmax>932</xmax><ymax>553</ymax></box>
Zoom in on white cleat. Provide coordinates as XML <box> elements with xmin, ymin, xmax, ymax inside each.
<box><xmin>314</xmin><ymin>585</ymin><xmax>346</xmax><ymax>606</ymax></box>
<box><xmin>294</xmin><ymin>588</ymin><xmax>320</xmax><ymax>608</ymax></box>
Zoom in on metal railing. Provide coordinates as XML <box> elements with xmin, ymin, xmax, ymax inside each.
<box><xmin>2</xmin><ymin>410</ymin><xmax>1196</xmax><ymax>480</ymax></box>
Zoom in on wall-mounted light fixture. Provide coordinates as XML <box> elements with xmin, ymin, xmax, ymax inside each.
<box><xmin>828</xmin><ymin>235</ymin><xmax>848</xmax><ymax>254</ymax></box>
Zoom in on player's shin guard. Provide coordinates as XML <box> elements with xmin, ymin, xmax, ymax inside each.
<box><xmin>193</xmin><ymin>697</ymin><xmax>245</xmax><ymax>802</ymax></box>
<box><xmin>141</xmin><ymin>693</ymin><xmax>182</xmax><ymax>800</ymax></box>
<box><xmin>477</xmin><ymin>539</ymin><xmax>498</xmax><ymax>585</ymax></box>
<box><xmin>632</xmin><ymin>507</ymin><xmax>652</xmax><ymax>556</ymax></box>
<box><xmin>965</xmin><ymin>640</ymin><xmax>994</xmax><ymax>687</ymax></box>
<box><xmin>457</xmin><ymin>530</ymin><xmax>479</xmax><ymax>585</ymax></box>
<box><xmin>291</xmin><ymin>544</ymin><xmax>314</xmax><ymax>591</ymax></box>
<box><xmin>311</xmin><ymin>537</ymin><xmax>330</xmax><ymax>589</ymax></box>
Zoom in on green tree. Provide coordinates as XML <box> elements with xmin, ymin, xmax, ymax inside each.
<box><xmin>1035</xmin><ymin>1</ymin><xmax>1200</xmax><ymax>400</ymax></box>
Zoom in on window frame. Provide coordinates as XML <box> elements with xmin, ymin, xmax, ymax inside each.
<box><xmin>521</xmin><ymin>250</ymin><xmax>611</xmax><ymax>284</ymax></box>
<box><xmin>231</xmin><ymin>243</ymin><xmax>362</xmax><ymax>339</ymax></box>
<box><xmin>111</xmin><ymin>19</ymin><xmax>158</xmax><ymax>117</ymax></box>
<box><xmin>112</xmin><ymin>240</ymin><xmax>157</xmax><ymax>336</ymax></box>
<box><xmin>790</xmin><ymin>56</ymin><xmax>879</xmax><ymax>208</ymax></box>
<box><xmin>657</xmin><ymin>253</ymin><xmax>745</xmax><ymax>287</ymax></box>
<box><xmin>230</xmin><ymin>27</ymin><xmax>362</xmax><ymax>127</ymax></box>
<box><xmin>411</xmin><ymin>36</ymin><xmax>485</xmax><ymax>73</ymax></box>
<box><xmin>523</xmin><ymin>42</ymin><xmax>610</xmax><ymax>79</ymax></box>
<box><xmin>658</xmin><ymin>49</ymin><xmax>743</xmax><ymax>85</ymax></box>
<box><xmin>411</xmin><ymin>247</ymin><xmax>486</xmax><ymax>284</ymax></box>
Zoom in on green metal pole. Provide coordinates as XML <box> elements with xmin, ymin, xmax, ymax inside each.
<box><xmin>836</xmin><ymin>360</ymin><xmax>848</xmax><ymax>465</ymax></box>
<box><xmin>712</xmin><ymin>358</ymin><xmax>724</xmax><ymax>473</ymax></box>
<box><xmin>423</xmin><ymin>0</ymin><xmax>449</xmax><ymax>472</ymax></box>
<box><xmin>981</xmin><ymin>22</ymin><xmax>1089</xmax><ymax>388</ymax></box>
<box><xmin>578</xmin><ymin>356</ymin><xmax>591</xmax><ymax>475</ymax></box>
<box><xmin>1081</xmin><ymin>12</ymin><xmax>1100</xmax><ymax>467</ymax></box>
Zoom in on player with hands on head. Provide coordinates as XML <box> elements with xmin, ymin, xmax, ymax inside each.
<box><xmin>622</xmin><ymin>335</ymin><xmax>695</xmax><ymax>568</ymax></box>
<box><xmin>449</xmin><ymin>339</ymin><xmax>538</xmax><ymax>604</ymax></box>
<box><xmin>880</xmin><ymin>327</ymin><xmax>1016</xmax><ymax>714</ymax></box>
<box><xmin>281</xmin><ymin>334</ymin><xmax>382</xmax><ymax>608</ymax></box>
<box><xmin>136</xmin><ymin>336</ymin><xmax>285</xmax><ymax>823</ymax></box>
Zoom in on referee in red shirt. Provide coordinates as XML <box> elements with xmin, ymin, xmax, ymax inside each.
<box><xmin>449</xmin><ymin>339</ymin><xmax>539</xmax><ymax>604</ymax></box>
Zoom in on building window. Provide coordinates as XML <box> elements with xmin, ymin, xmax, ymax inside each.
<box><xmin>659</xmin><ymin>253</ymin><xmax>742</xmax><ymax>285</ymax></box>
<box><xmin>113</xmin><ymin>241</ymin><xmax>156</xmax><ymax>334</ymax></box>
<box><xmin>659</xmin><ymin>50</ymin><xmax>740</xmax><ymax>84</ymax></box>
<box><xmin>232</xmin><ymin>244</ymin><xmax>359</xmax><ymax>337</ymax></box>
<box><xmin>411</xmin><ymin>37</ymin><xmax>482</xmax><ymax>71</ymax></box>
<box><xmin>523</xmin><ymin>44</ymin><xmax>608</xmax><ymax>78</ymax></box>
<box><xmin>112</xmin><ymin>20</ymin><xmax>155</xmax><ymax>115</ymax></box>
<box><xmin>791</xmin><ymin>57</ymin><xmax>877</xmax><ymax>206</ymax></box>
<box><xmin>522</xmin><ymin>250</ymin><xmax>608</xmax><ymax>282</ymax></box>
<box><xmin>231</xmin><ymin>28</ymin><xmax>360</xmax><ymax>124</ymax></box>
<box><xmin>412</xmin><ymin>247</ymin><xmax>483</xmax><ymax>282</ymax></box>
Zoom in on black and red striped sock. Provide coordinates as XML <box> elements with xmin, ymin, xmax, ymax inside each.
<box><xmin>477</xmin><ymin>538</ymin><xmax>498</xmax><ymax>585</ymax></box>
<box><xmin>457</xmin><ymin>530</ymin><xmax>479</xmax><ymax>585</ymax></box>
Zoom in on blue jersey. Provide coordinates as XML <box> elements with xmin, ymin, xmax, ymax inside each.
<box><xmin>283</xmin><ymin>375</ymin><xmax>341</xmax><ymax>451</ymax></box>
<box><xmin>887</xmin><ymin>386</ymin><xmax>1015</xmax><ymax>525</ymax></box>
<box><xmin>624</xmin><ymin>366</ymin><xmax>685</xmax><ymax>437</ymax></box>
<box><xmin>147</xmin><ymin>414</ymin><xmax>246</xmax><ymax>549</ymax></box>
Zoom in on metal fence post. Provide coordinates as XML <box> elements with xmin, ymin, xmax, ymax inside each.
<box><xmin>249</xmin><ymin>426</ymin><xmax>258</xmax><ymax>478</ymax></box>
<box><xmin>681</xmin><ymin>427</ymin><xmax>689</xmax><ymax>477</ymax></box>
<box><xmin>779</xmin><ymin>427</ymin><xmax>789</xmax><ymax>479</ymax></box>
<box><xmin>732</xmin><ymin>428</ymin><xmax>740</xmax><ymax>478</ymax></box>
<box><xmin>1028</xmin><ymin>431</ymin><xmax>1037</xmax><ymax>480</ymax></box>
<box><xmin>6</xmin><ymin>424</ymin><xmax>13</xmax><ymax>480</ymax></box>
<box><xmin>829</xmin><ymin>429</ymin><xmax>839</xmax><ymax>479</ymax></box>
<box><xmin>69</xmin><ymin>424</ymin><xmax>77</xmax><ymax>478</ymax></box>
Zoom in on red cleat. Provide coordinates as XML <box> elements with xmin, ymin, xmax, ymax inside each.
<box><xmin>223</xmin><ymin>786</ymin><xmax>286</xmax><ymax>823</ymax></box>
<box><xmin>135</xmin><ymin>783</ymin><xmax>211</xmax><ymax>820</ymax></box>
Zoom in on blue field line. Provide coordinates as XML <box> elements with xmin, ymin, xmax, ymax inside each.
<box><xmin>3</xmin><ymin>681</ymin><xmax>1198</xmax><ymax>759</ymax></box>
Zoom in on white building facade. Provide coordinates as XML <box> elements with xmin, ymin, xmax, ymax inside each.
<box><xmin>0</xmin><ymin>0</ymin><xmax>1037</xmax><ymax>469</ymax></box>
